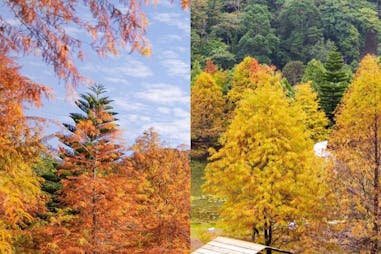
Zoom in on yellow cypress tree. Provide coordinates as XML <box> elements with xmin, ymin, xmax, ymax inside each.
<box><xmin>227</xmin><ymin>57</ymin><xmax>276</xmax><ymax>104</ymax></box>
<box><xmin>203</xmin><ymin>79</ymin><xmax>329</xmax><ymax>251</ymax></box>
<box><xmin>294</xmin><ymin>82</ymin><xmax>329</xmax><ymax>142</ymax></box>
<box><xmin>191</xmin><ymin>72</ymin><xmax>225</xmax><ymax>159</ymax></box>
<box><xmin>329</xmin><ymin>55</ymin><xmax>381</xmax><ymax>253</ymax></box>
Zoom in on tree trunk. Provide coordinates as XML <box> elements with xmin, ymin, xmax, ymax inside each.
<box><xmin>264</xmin><ymin>222</ymin><xmax>272</xmax><ymax>254</ymax></box>
<box><xmin>372</xmin><ymin>114</ymin><xmax>380</xmax><ymax>254</ymax></box>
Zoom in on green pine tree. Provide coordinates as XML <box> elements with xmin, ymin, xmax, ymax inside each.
<box><xmin>318</xmin><ymin>48</ymin><xmax>349</xmax><ymax>124</ymax></box>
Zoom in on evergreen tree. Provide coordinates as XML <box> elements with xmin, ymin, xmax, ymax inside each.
<box><xmin>318</xmin><ymin>48</ymin><xmax>350</xmax><ymax>124</ymax></box>
<box><xmin>38</xmin><ymin>84</ymin><xmax>149</xmax><ymax>253</ymax></box>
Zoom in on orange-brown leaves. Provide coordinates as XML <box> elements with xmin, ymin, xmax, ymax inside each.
<box><xmin>131</xmin><ymin>129</ymin><xmax>190</xmax><ymax>253</ymax></box>
<box><xmin>1</xmin><ymin>0</ymin><xmax>186</xmax><ymax>88</ymax></box>
<box><xmin>204</xmin><ymin>59</ymin><xmax>218</xmax><ymax>74</ymax></box>
<box><xmin>0</xmin><ymin>50</ymin><xmax>49</xmax><ymax>252</ymax></box>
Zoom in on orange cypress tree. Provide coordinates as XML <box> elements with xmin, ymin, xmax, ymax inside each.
<box><xmin>38</xmin><ymin>84</ymin><xmax>150</xmax><ymax>253</ymax></box>
<box><xmin>0</xmin><ymin>50</ymin><xmax>50</xmax><ymax>253</ymax></box>
<box><xmin>204</xmin><ymin>59</ymin><xmax>218</xmax><ymax>74</ymax></box>
<box><xmin>130</xmin><ymin>129</ymin><xmax>190</xmax><ymax>253</ymax></box>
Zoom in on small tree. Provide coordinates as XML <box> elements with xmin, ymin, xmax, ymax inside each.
<box><xmin>318</xmin><ymin>48</ymin><xmax>350</xmax><ymax>123</ymax></box>
<box><xmin>294</xmin><ymin>82</ymin><xmax>329</xmax><ymax>142</ymax></box>
<box><xmin>191</xmin><ymin>72</ymin><xmax>225</xmax><ymax>159</ymax></box>
<box><xmin>282</xmin><ymin>61</ymin><xmax>305</xmax><ymax>85</ymax></box>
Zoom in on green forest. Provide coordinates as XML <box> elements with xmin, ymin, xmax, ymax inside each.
<box><xmin>192</xmin><ymin>0</ymin><xmax>381</xmax><ymax>71</ymax></box>
<box><xmin>191</xmin><ymin>0</ymin><xmax>381</xmax><ymax>253</ymax></box>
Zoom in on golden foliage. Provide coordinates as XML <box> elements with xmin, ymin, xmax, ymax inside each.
<box><xmin>227</xmin><ymin>57</ymin><xmax>276</xmax><ymax>104</ymax></box>
<box><xmin>0</xmin><ymin>51</ymin><xmax>50</xmax><ymax>252</ymax></box>
<box><xmin>191</xmin><ymin>72</ymin><xmax>225</xmax><ymax>158</ymax></box>
<box><xmin>203</xmin><ymin>80</ymin><xmax>330</xmax><ymax>250</ymax></box>
<box><xmin>329</xmin><ymin>55</ymin><xmax>381</xmax><ymax>253</ymax></box>
<box><xmin>294</xmin><ymin>82</ymin><xmax>329</xmax><ymax>142</ymax></box>
<box><xmin>131</xmin><ymin>128</ymin><xmax>190</xmax><ymax>253</ymax></box>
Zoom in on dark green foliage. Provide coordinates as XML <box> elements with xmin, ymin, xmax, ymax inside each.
<box><xmin>302</xmin><ymin>59</ymin><xmax>326</xmax><ymax>91</ymax></box>
<box><xmin>59</xmin><ymin>83</ymin><xmax>123</xmax><ymax>176</ymax></box>
<box><xmin>191</xmin><ymin>0</ymin><xmax>381</xmax><ymax>70</ymax></box>
<box><xmin>282</xmin><ymin>61</ymin><xmax>305</xmax><ymax>85</ymax></box>
<box><xmin>236</xmin><ymin>4</ymin><xmax>279</xmax><ymax>64</ymax></box>
<box><xmin>318</xmin><ymin>48</ymin><xmax>350</xmax><ymax>124</ymax></box>
<box><xmin>33</xmin><ymin>157</ymin><xmax>62</xmax><ymax>212</ymax></box>
<box><xmin>277</xmin><ymin>0</ymin><xmax>323</xmax><ymax>65</ymax></box>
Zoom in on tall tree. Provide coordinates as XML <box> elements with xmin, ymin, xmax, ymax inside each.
<box><xmin>294</xmin><ymin>82</ymin><xmax>329</xmax><ymax>142</ymax></box>
<box><xmin>318</xmin><ymin>48</ymin><xmax>350</xmax><ymax>123</ymax></box>
<box><xmin>38</xmin><ymin>84</ymin><xmax>149</xmax><ymax>253</ymax></box>
<box><xmin>0</xmin><ymin>52</ymin><xmax>50</xmax><ymax>253</ymax></box>
<box><xmin>203</xmin><ymin>79</ymin><xmax>329</xmax><ymax>251</ymax></box>
<box><xmin>329</xmin><ymin>55</ymin><xmax>381</xmax><ymax>253</ymax></box>
<box><xmin>191</xmin><ymin>72</ymin><xmax>225</xmax><ymax>159</ymax></box>
<box><xmin>130</xmin><ymin>129</ymin><xmax>190</xmax><ymax>253</ymax></box>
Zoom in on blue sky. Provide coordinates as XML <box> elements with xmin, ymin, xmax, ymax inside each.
<box><xmin>15</xmin><ymin>1</ymin><xmax>190</xmax><ymax>148</ymax></box>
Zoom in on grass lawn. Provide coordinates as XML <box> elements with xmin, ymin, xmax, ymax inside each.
<box><xmin>191</xmin><ymin>159</ymin><xmax>222</xmax><ymax>249</ymax></box>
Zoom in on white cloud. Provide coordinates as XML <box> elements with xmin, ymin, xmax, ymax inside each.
<box><xmin>113</xmin><ymin>99</ymin><xmax>147</xmax><ymax>112</ymax></box>
<box><xmin>153</xmin><ymin>13</ymin><xmax>190</xmax><ymax>32</ymax></box>
<box><xmin>135</xmin><ymin>83</ymin><xmax>189</xmax><ymax>104</ymax></box>
<box><xmin>159</xmin><ymin>50</ymin><xmax>179</xmax><ymax>59</ymax></box>
<box><xmin>103</xmin><ymin>77</ymin><xmax>129</xmax><ymax>85</ymax></box>
<box><xmin>173</xmin><ymin>107</ymin><xmax>189</xmax><ymax>118</ymax></box>
<box><xmin>157</xmin><ymin>107</ymin><xmax>171</xmax><ymax>114</ymax></box>
<box><xmin>114</xmin><ymin>58</ymin><xmax>153</xmax><ymax>78</ymax></box>
<box><xmin>82</xmin><ymin>58</ymin><xmax>153</xmax><ymax>78</ymax></box>
<box><xmin>160</xmin><ymin>58</ymin><xmax>189</xmax><ymax>77</ymax></box>
<box><xmin>143</xmin><ymin>117</ymin><xmax>190</xmax><ymax>146</ymax></box>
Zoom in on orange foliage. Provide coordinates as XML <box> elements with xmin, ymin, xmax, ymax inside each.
<box><xmin>0</xmin><ymin>49</ymin><xmax>50</xmax><ymax>252</ymax></box>
<box><xmin>33</xmin><ymin>87</ymin><xmax>152</xmax><ymax>253</ymax></box>
<box><xmin>204</xmin><ymin>59</ymin><xmax>218</xmax><ymax>74</ymax></box>
<box><xmin>130</xmin><ymin>129</ymin><xmax>190</xmax><ymax>253</ymax></box>
<box><xmin>1</xmin><ymin>0</ymin><xmax>189</xmax><ymax>88</ymax></box>
<box><xmin>228</xmin><ymin>57</ymin><xmax>276</xmax><ymax>104</ymax></box>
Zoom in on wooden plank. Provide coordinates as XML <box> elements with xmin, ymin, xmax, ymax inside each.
<box><xmin>203</xmin><ymin>243</ymin><xmax>244</xmax><ymax>254</ymax></box>
<box><xmin>213</xmin><ymin>237</ymin><xmax>267</xmax><ymax>251</ymax></box>
<box><xmin>193</xmin><ymin>248</ymin><xmax>223</xmax><ymax>254</ymax></box>
<box><xmin>208</xmin><ymin>241</ymin><xmax>261</xmax><ymax>254</ymax></box>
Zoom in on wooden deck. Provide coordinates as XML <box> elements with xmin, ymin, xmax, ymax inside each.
<box><xmin>192</xmin><ymin>237</ymin><xmax>292</xmax><ymax>254</ymax></box>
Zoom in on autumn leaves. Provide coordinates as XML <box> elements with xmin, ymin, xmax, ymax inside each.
<box><xmin>191</xmin><ymin>55</ymin><xmax>381</xmax><ymax>252</ymax></box>
<box><xmin>0</xmin><ymin>82</ymin><xmax>190</xmax><ymax>253</ymax></box>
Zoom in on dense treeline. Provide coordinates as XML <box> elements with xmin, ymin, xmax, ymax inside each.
<box><xmin>191</xmin><ymin>52</ymin><xmax>381</xmax><ymax>252</ymax></box>
<box><xmin>191</xmin><ymin>2</ymin><xmax>381</xmax><ymax>249</ymax></box>
<box><xmin>192</xmin><ymin>0</ymin><xmax>381</xmax><ymax>71</ymax></box>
